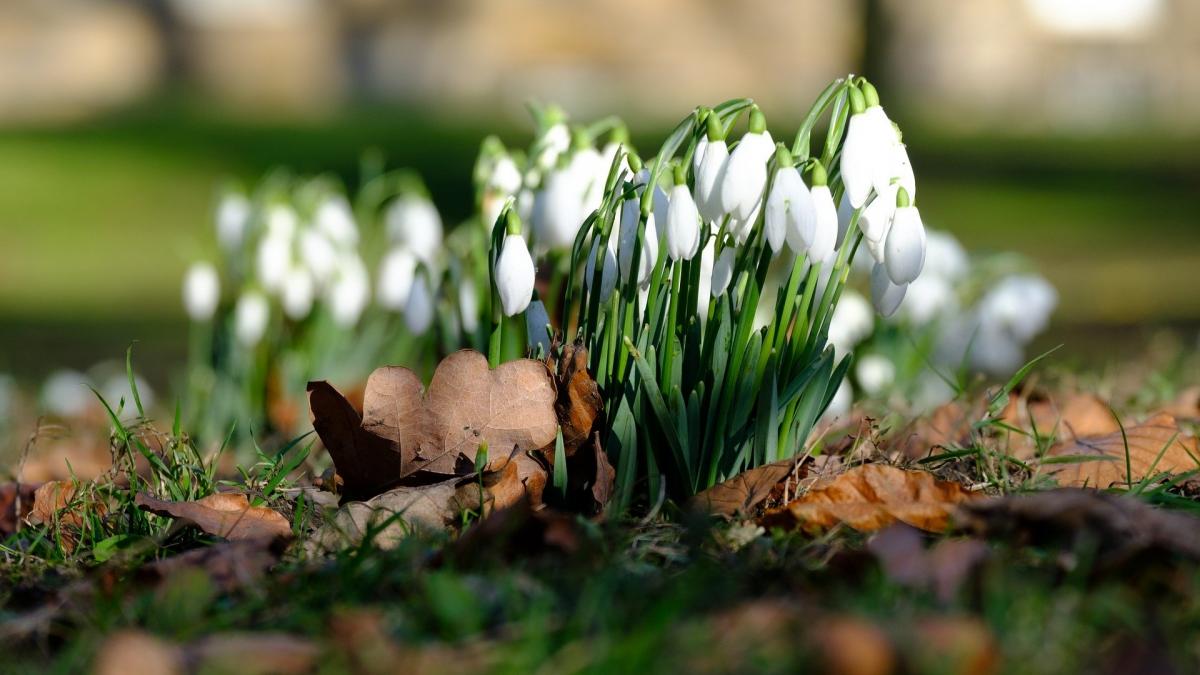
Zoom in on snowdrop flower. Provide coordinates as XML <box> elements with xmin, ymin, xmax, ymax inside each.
<box><xmin>534</xmin><ymin>164</ymin><xmax>588</xmax><ymax>250</ymax></box>
<box><xmin>859</xmin><ymin>181</ymin><xmax>899</xmax><ymax>245</ymax></box>
<box><xmin>101</xmin><ymin>372</ymin><xmax>155</xmax><ymax>414</ymax></box>
<box><xmin>899</xmin><ymin>274</ymin><xmax>956</xmax><ymax>325</ymax></box>
<box><xmin>281</xmin><ymin>266</ymin><xmax>315</xmax><ymax>320</ymax></box>
<box><xmin>182</xmin><ymin>262</ymin><xmax>220</xmax><ymax>321</ymax></box>
<box><xmin>328</xmin><ymin>255</ymin><xmax>370</xmax><ymax>327</ymax></box>
<box><xmin>968</xmin><ymin>321</ymin><xmax>1027</xmax><ymax>376</ymax></box>
<box><xmin>234</xmin><ymin>291</ymin><xmax>270</xmax><ymax>347</ymax></box>
<box><xmin>404</xmin><ymin>272</ymin><xmax>435</xmax><ymax>335</ymax></box>
<box><xmin>765</xmin><ymin>145</ymin><xmax>816</xmax><ymax>255</ymax></box>
<box><xmin>717</xmin><ymin>106</ymin><xmax>774</xmax><ymax>222</ymax></box>
<box><xmin>584</xmin><ymin>233</ymin><xmax>619</xmax><ymax>303</ymax></box>
<box><xmin>840</xmin><ymin>85</ymin><xmax>883</xmax><ymax>209</ymax></box>
<box><xmin>807</xmin><ymin>162</ymin><xmax>839</xmax><ymax>264</ymax></box>
<box><xmin>923</xmin><ymin>230</ymin><xmax>969</xmax><ymax>282</ymax></box>
<box><xmin>836</xmin><ymin>191</ymin><xmax>855</xmax><ymax>248</ymax></box>
<box><xmin>711</xmin><ymin>245</ymin><xmax>736</xmax><ymax>297</ymax></box>
<box><xmin>489</xmin><ymin>154</ymin><xmax>523</xmax><ymax>195</ymax></box>
<box><xmin>266</xmin><ymin>204</ymin><xmax>298</xmax><ymax>239</ymax></box>
<box><xmin>215</xmin><ymin>193</ymin><xmax>251</xmax><ymax>252</ymax></box>
<box><xmin>827</xmin><ymin>291</ymin><xmax>874</xmax><ymax>356</ymax></box>
<box><xmin>822</xmin><ymin>379</ymin><xmax>853</xmax><ymax>422</ymax></box>
<box><xmin>495</xmin><ymin>213</ymin><xmax>536</xmax><ymax>316</ymax></box>
<box><xmin>299</xmin><ymin>229</ymin><xmax>338</xmax><ymax>286</ymax></box>
<box><xmin>377</xmin><ymin>248</ymin><xmax>417</xmax><ymax>310</ymax></box>
<box><xmin>695</xmin><ymin>112</ymin><xmax>730</xmax><ymax>226</ymax></box>
<box><xmin>570</xmin><ymin>141</ymin><xmax>607</xmax><ymax>217</ymax></box>
<box><xmin>315</xmin><ymin>195</ymin><xmax>358</xmax><ymax>248</ymax></box>
<box><xmin>728</xmin><ymin>202</ymin><xmax>762</xmax><ymax>245</ymax></box>
<box><xmin>664</xmin><ymin>165</ymin><xmax>701</xmax><ymax>261</ymax></box>
<box><xmin>459</xmin><ymin>281</ymin><xmax>480</xmax><ymax>334</ymax></box>
<box><xmin>696</xmin><ymin>238</ymin><xmax>716</xmax><ymax>318</ymax></box>
<box><xmin>978</xmin><ymin>275</ymin><xmax>1057</xmax><ymax>343</ymax></box>
<box><xmin>256</xmin><ymin>232</ymin><xmax>291</xmax><ymax>293</ymax></box>
<box><xmin>883</xmin><ymin>188</ymin><xmax>926</xmax><ymax>285</ymax></box>
<box><xmin>534</xmin><ymin>118</ymin><xmax>571</xmax><ymax>171</ymax></box>
<box><xmin>386</xmin><ymin>195</ymin><xmax>443</xmax><ymax>265</ymax></box>
<box><xmin>617</xmin><ymin>196</ymin><xmax>658</xmax><ymax>287</ymax></box>
<box><xmin>856</xmin><ymin>354</ymin><xmax>896</xmax><ymax>397</ymax></box>
<box><xmin>41</xmin><ymin>370</ymin><xmax>92</xmax><ymax>418</ymax></box>
<box><xmin>870</xmin><ymin>262</ymin><xmax>907</xmax><ymax>317</ymax></box>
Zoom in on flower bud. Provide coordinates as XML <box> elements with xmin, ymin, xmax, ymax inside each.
<box><xmin>807</xmin><ymin>184</ymin><xmax>839</xmax><ymax>263</ymax></box>
<box><xmin>496</xmin><ymin>233</ymin><xmax>535</xmax><ymax>316</ymax></box>
<box><xmin>281</xmin><ymin>266</ymin><xmax>315</xmax><ymax>320</ymax></box>
<box><xmin>883</xmin><ymin>189</ymin><xmax>925</xmax><ymax>285</ymax></box>
<box><xmin>328</xmin><ymin>255</ymin><xmax>370</xmax><ymax>327</ymax></box>
<box><xmin>377</xmin><ymin>247</ymin><xmax>417</xmax><ymax>310</ymax></box>
<box><xmin>665</xmin><ymin>169</ymin><xmax>701</xmax><ymax>261</ymax></box>
<box><xmin>234</xmin><ymin>291</ymin><xmax>270</xmax><ymax>347</ymax></box>
<box><xmin>716</xmin><ymin>110</ymin><xmax>774</xmax><ymax>222</ymax></box>
<box><xmin>618</xmin><ymin>197</ymin><xmax>658</xmax><ymax>286</ymax></box>
<box><xmin>182</xmin><ymin>262</ymin><xmax>220</xmax><ymax>322</ymax></box>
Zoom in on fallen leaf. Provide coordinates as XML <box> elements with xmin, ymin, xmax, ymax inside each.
<box><xmin>135</xmin><ymin>492</ymin><xmax>293</xmax><ymax>541</ymax></box>
<box><xmin>28</xmin><ymin>480</ymin><xmax>83</xmax><ymax>527</ymax></box>
<box><xmin>1044</xmin><ymin>412</ymin><xmax>1200</xmax><ymax>487</ymax></box>
<box><xmin>438</xmin><ymin>499</ymin><xmax>584</xmax><ymax>565</ymax></box>
<box><xmin>956</xmin><ymin>488</ymin><xmax>1200</xmax><ymax>568</ymax></box>
<box><xmin>559</xmin><ymin>431</ymin><xmax>614</xmax><ymax>515</ymax></box>
<box><xmin>892</xmin><ymin>400</ymin><xmax>980</xmax><ymax>460</ymax></box>
<box><xmin>308</xmin><ymin>477</ymin><xmax>466</xmax><ymax>552</ymax></box>
<box><xmin>0</xmin><ymin>482</ymin><xmax>38</xmax><ymax>535</ymax></box>
<box><xmin>760</xmin><ymin>464</ymin><xmax>977</xmax><ymax>534</ymax></box>
<box><xmin>909</xmin><ymin>617</ymin><xmax>999</xmax><ymax>675</ymax></box>
<box><xmin>810</xmin><ymin>616</ymin><xmax>896</xmax><ymax>675</ymax></box>
<box><xmin>998</xmin><ymin>391</ymin><xmax>1120</xmax><ymax>458</ymax></box>
<box><xmin>143</xmin><ymin>538</ymin><xmax>285</xmax><ymax>593</ymax></box>
<box><xmin>689</xmin><ymin>458</ymin><xmax>800</xmax><ymax>518</ymax></box>
<box><xmin>93</xmin><ymin>630</ymin><xmax>182</xmax><ymax>675</ymax></box>
<box><xmin>1162</xmin><ymin>386</ymin><xmax>1200</xmax><ymax>422</ymax></box>
<box><xmin>482</xmin><ymin>452</ymin><xmax>547</xmax><ymax>512</ymax></box>
<box><xmin>546</xmin><ymin>342</ymin><xmax>604</xmax><ymax>457</ymax></box>
<box><xmin>184</xmin><ymin>633</ymin><xmax>319</xmax><ymax>675</ymax></box>
<box><xmin>309</xmin><ymin>350</ymin><xmax>558</xmax><ymax>500</ymax></box>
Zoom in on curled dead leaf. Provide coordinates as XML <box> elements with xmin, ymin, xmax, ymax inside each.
<box><xmin>144</xmin><ymin>538</ymin><xmax>285</xmax><ymax>593</ymax></box>
<box><xmin>1044</xmin><ymin>412</ymin><xmax>1200</xmax><ymax>487</ymax></box>
<box><xmin>0</xmin><ymin>482</ymin><xmax>39</xmax><ymax>535</ymax></box>
<box><xmin>546</xmin><ymin>342</ymin><xmax>604</xmax><ymax>457</ymax></box>
<box><xmin>309</xmin><ymin>350</ymin><xmax>558</xmax><ymax>500</ymax></box>
<box><xmin>689</xmin><ymin>458</ymin><xmax>801</xmax><ymax>518</ymax></box>
<box><xmin>760</xmin><ymin>464</ymin><xmax>977</xmax><ymax>534</ymax></box>
<box><xmin>135</xmin><ymin>492</ymin><xmax>293</xmax><ymax>542</ymax></box>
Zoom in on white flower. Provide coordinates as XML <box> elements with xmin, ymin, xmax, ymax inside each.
<box><xmin>617</xmin><ymin>197</ymin><xmax>658</xmax><ymax>286</ymax></box>
<box><xmin>496</xmin><ymin>233</ymin><xmax>536</xmax><ymax>316</ymax></box>
<box><xmin>716</xmin><ymin>129</ymin><xmax>774</xmax><ymax>222</ymax></box>
<box><xmin>870</xmin><ymin>262</ymin><xmax>907</xmax><ymax>317</ymax></box>
<box><xmin>234</xmin><ymin>291</ymin><xmax>270</xmax><ymax>347</ymax></box>
<box><xmin>977</xmin><ymin>275</ymin><xmax>1057</xmax><ymax>343</ymax></box>
<box><xmin>836</xmin><ymin>191</ymin><xmax>855</xmax><ymax>248</ymax></box>
<box><xmin>328</xmin><ymin>255</ymin><xmax>370</xmax><ymax>327</ymax></box>
<box><xmin>883</xmin><ymin>198</ymin><xmax>926</xmax><ymax>285</ymax></box>
<box><xmin>859</xmin><ymin>182</ymin><xmax>898</xmax><ymax>244</ymax></box>
<box><xmin>41</xmin><ymin>370</ymin><xmax>92</xmax><ymax>418</ymax></box>
<box><xmin>697</xmin><ymin>238</ymin><xmax>716</xmax><ymax>318</ymax></box>
<box><xmin>299</xmin><ymin>229</ymin><xmax>337</xmax><ymax>286</ymax></box>
<box><xmin>711</xmin><ymin>245</ymin><xmax>736</xmax><ymax>297</ymax></box>
<box><xmin>459</xmin><ymin>281</ymin><xmax>480</xmax><ymax>334</ymax></box>
<box><xmin>281</xmin><ymin>266</ymin><xmax>314</xmax><ymax>320</ymax></box>
<box><xmin>572</xmin><ymin>146</ymin><xmax>607</xmax><ymax>216</ymax></box>
<box><xmin>315</xmin><ymin>196</ymin><xmax>359</xmax><ymax>247</ymax></box>
<box><xmin>377</xmin><ymin>248</ymin><xmax>417</xmax><ymax>310</ymax></box>
<box><xmin>827</xmin><ymin>291</ymin><xmax>874</xmax><ymax>356</ymax></box>
<box><xmin>584</xmin><ymin>234</ymin><xmax>619</xmax><ymax>302</ymax></box>
<box><xmin>728</xmin><ymin>201</ymin><xmax>762</xmax><ymax>245</ymax></box>
<box><xmin>766</xmin><ymin>166</ymin><xmax>816</xmax><ymax>255</ymax></box>
<box><xmin>535</xmin><ymin>122</ymin><xmax>571</xmax><ymax>171</ymax></box>
<box><xmin>534</xmin><ymin>166</ymin><xmax>588</xmax><ymax>250</ymax></box>
<box><xmin>822</xmin><ymin>379</ymin><xmax>853</xmax><ymax>422</ymax></box>
<box><xmin>923</xmin><ymin>230</ymin><xmax>969</xmax><ymax>282</ymax></box>
<box><xmin>807</xmin><ymin>185</ymin><xmax>838</xmax><ymax>263</ymax></box>
<box><xmin>856</xmin><ymin>354</ymin><xmax>896</xmax><ymax>397</ymax></box>
<box><xmin>899</xmin><ymin>274</ymin><xmax>956</xmax><ymax>325</ymax></box>
<box><xmin>386</xmin><ymin>195</ymin><xmax>443</xmax><ymax>265</ymax></box>
<box><xmin>266</xmin><ymin>204</ymin><xmax>298</xmax><ymax>239</ymax></box>
<box><xmin>695</xmin><ymin>139</ymin><xmax>729</xmax><ymax>225</ymax></box>
<box><xmin>256</xmin><ymin>233</ymin><xmax>291</xmax><ymax>293</ymax></box>
<box><xmin>489</xmin><ymin>155</ymin><xmax>523</xmax><ymax>195</ymax></box>
<box><xmin>215</xmin><ymin>193</ymin><xmax>251</xmax><ymax>252</ymax></box>
<box><xmin>182</xmin><ymin>262</ymin><xmax>220</xmax><ymax>321</ymax></box>
<box><xmin>840</xmin><ymin>112</ymin><xmax>881</xmax><ymax>209</ymax></box>
<box><xmin>665</xmin><ymin>183</ymin><xmax>701</xmax><ymax>261</ymax></box>
<box><xmin>404</xmin><ymin>273</ymin><xmax>435</xmax><ymax>335</ymax></box>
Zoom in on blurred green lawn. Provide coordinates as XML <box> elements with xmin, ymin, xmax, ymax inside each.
<box><xmin>1</xmin><ymin>105</ymin><xmax>1197</xmax><ymax>377</ymax></box>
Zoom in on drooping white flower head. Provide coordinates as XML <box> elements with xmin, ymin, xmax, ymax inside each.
<box><xmin>859</xmin><ymin>181</ymin><xmax>899</xmax><ymax>244</ymax></box>
<box><xmin>617</xmin><ymin>194</ymin><xmax>658</xmax><ymax>287</ymax></box>
<box><xmin>664</xmin><ymin>164</ymin><xmax>701</xmax><ymax>261</ymax></box>
<box><xmin>765</xmin><ymin>146</ymin><xmax>817</xmax><ymax>256</ymax></box>
<box><xmin>215</xmin><ymin>192</ymin><xmax>251</xmax><ymax>253</ymax></box>
<box><xmin>281</xmin><ymin>266</ymin><xmax>315</xmax><ymax>320</ymax></box>
<box><xmin>299</xmin><ymin>228</ymin><xmax>338</xmax><ymax>287</ymax></box>
<box><xmin>534</xmin><ymin>162</ymin><xmax>588</xmax><ymax>251</ymax></box>
<box><xmin>711</xmin><ymin>245</ymin><xmax>737</xmax><ymax>297</ymax></box>
<box><xmin>315</xmin><ymin>195</ymin><xmax>359</xmax><ymax>248</ymax></box>
<box><xmin>898</xmin><ymin>274</ymin><xmax>956</xmax><ymax>326</ymax></box>
<box><xmin>807</xmin><ymin>163</ymin><xmax>839</xmax><ymax>264</ymax></box>
<box><xmin>489</xmin><ymin>154</ymin><xmax>524</xmax><ymax>195</ymax></box>
<box><xmin>256</xmin><ymin>231</ymin><xmax>292</xmax><ymax>293</ymax></box>
<box><xmin>328</xmin><ymin>254</ymin><xmax>370</xmax><ymax>327</ymax></box>
<box><xmin>856</xmin><ymin>354</ymin><xmax>896</xmax><ymax>397</ymax></box>
<box><xmin>695</xmin><ymin>112</ymin><xmax>730</xmax><ymax>226</ymax></box>
<box><xmin>977</xmin><ymin>274</ymin><xmax>1058</xmax><ymax>343</ymax></box>
<box><xmin>459</xmin><ymin>280</ymin><xmax>480</xmax><ymax>334</ymax></box>
<box><xmin>182</xmin><ymin>262</ymin><xmax>220</xmax><ymax>321</ymax></box>
<box><xmin>883</xmin><ymin>188</ymin><xmax>925</xmax><ymax>285</ymax></box>
<box><xmin>234</xmin><ymin>291</ymin><xmax>270</xmax><ymax>347</ymax></box>
<box><xmin>386</xmin><ymin>194</ymin><xmax>443</xmax><ymax>265</ymax></box>
<box><xmin>405</xmin><ymin>272</ymin><xmax>435</xmax><ymax>336</ymax></box>
<box><xmin>870</xmin><ymin>262</ymin><xmax>907</xmax><ymax>318</ymax></box>
<box><xmin>496</xmin><ymin>214</ymin><xmax>536</xmax><ymax>317</ymax></box>
<box><xmin>696</xmin><ymin>237</ymin><xmax>716</xmax><ymax>318</ymax></box>
<box><xmin>840</xmin><ymin>86</ymin><xmax>883</xmax><ymax>209</ymax></box>
<box><xmin>534</xmin><ymin>119</ymin><xmax>571</xmax><ymax>171</ymax></box>
<box><xmin>716</xmin><ymin>106</ymin><xmax>774</xmax><ymax>223</ymax></box>
<box><xmin>827</xmin><ymin>290</ymin><xmax>874</xmax><ymax>356</ymax></box>
<box><xmin>822</xmin><ymin>379</ymin><xmax>853</xmax><ymax>422</ymax></box>
<box><xmin>40</xmin><ymin>370</ymin><xmax>92</xmax><ymax>418</ymax></box>
<box><xmin>377</xmin><ymin>247</ymin><xmax>417</xmax><ymax>311</ymax></box>
<box><xmin>923</xmin><ymin>230</ymin><xmax>969</xmax><ymax>282</ymax></box>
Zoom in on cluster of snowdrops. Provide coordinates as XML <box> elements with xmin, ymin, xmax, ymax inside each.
<box><xmin>178</xmin><ymin>76</ymin><xmax>1055</xmax><ymax>498</ymax></box>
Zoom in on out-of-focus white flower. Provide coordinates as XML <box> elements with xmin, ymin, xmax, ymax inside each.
<box><xmin>215</xmin><ymin>193</ymin><xmax>251</xmax><ymax>252</ymax></box>
<box><xmin>617</xmin><ymin>197</ymin><xmax>658</xmax><ymax>286</ymax></box>
<box><xmin>459</xmin><ymin>280</ymin><xmax>480</xmax><ymax>334</ymax></box>
<box><xmin>266</xmin><ymin>204</ymin><xmax>298</xmax><ymax>240</ymax></box>
<box><xmin>584</xmin><ymin>234</ymin><xmax>619</xmax><ymax>303</ymax></box>
<box><xmin>884</xmin><ymin>190</ymin><xmax>925</xmax><ymax>285</ymax></box>
<box><xmin>968</xmin><ymin>320</ymin><xmax>1027</xmax><ymax>376</ymax></box>
<box><xmin>827</xmin><ymin>291</ymin><xmax>874</xmax><ymax>356</ymax></box>
<box><xmin>534</xmin><ymin>165</ymin><xmax>588</xmax><ymax>251</ymax></box>
<box><xmin>281</xmin><ymin>266</ymin><xmax>315</xmax><ymax>320</ymax></box>
<box><xmin>856</xmin><ymin>354</ymin><xmax>896</xmax><ymax>397</ymax></box>
<box><xmin>716</xmin><ymin>121</ymin><xmax>774</xmax><ymax>223</ymax></box>
<box><xmin>489</xmin><ymin>155</ymin><xmax>523</xmax><ymax>195</ymax></box>
<box><xmin>923</xmin><ymin>230</ymin><xmax>969</xmax><ymax>282</ymax></box>
<box><xmin>386</xmin><ymin>195</ymin><xmax>443</xmax><ymax>265</ymax></box>
<box><xmin>328</xmin><ymin>255</ymin><xmax>370</xmax><ymax>327</ymax></box>
<box><xmin>665</xmin><ymin>180</ymin><xmax>701</xmax><ymax>261</ymax></box>
<box><xmin>300</xmin><ymin>229</ymin><xmax>338</xmax><ymax>286</ymax></box>
<box><xmin>41</xmin><ymin>370</ymin><xmax>92</xmax><ymax>418</ymax></box>
<box><xmin>183</xmin><ymin>262</ymin><xmax>220</xmax><ymax>321</ymax></box>
<box><xmin>822</xmin><ymin>379</ymin><xmax>853</xmax><ymax>422</ymax></box>
<box><xmin>235</xmin><ymin>291</ymin><xmax>270</xmax><ymax>347</ymax></box>
<box><xmin>766</xmin><ymin>163</ymin><xmax>816</xmax><ymax>255</ymax></box>
<box><xmin>711</xmin><ymin>245</ymin><xmax>737</xmax><ymax>297</ymax></box>
<box><xmin>496</xmin><ymin>233</ymin><xmax>535</xmax><ymax>316</ymax></box>
<box><xmin>572</xmin><ymin>146</ymin><xmax>607</xmax><ymax>216</ymax></box>
<box><xmin>808</xmin><ymin>184</ymin><xmax>838</xmax><ymax>264</ymax></box>
<box><xmin>404</xmin><ymin>273</ymin><xmax>435</xmax><ymax>335</ymax></box>
<box><xmin>535</xmin><ymin>122</ymin><xmax>571</xmax><ymax>171</ymax></box>
<box><xmin>101</xmin><ymin>373</ymin><xmax>155</xmax><ymax>415</ymax></box>
<box><xmin>913</xmin><ymin>373</ymin><xmax>956</xmax><ymax>413</ymax></box>
<box><xmin>870</xmin><ymin>262</ymin><xmax>907</xmax><ymax>317</ymax></box>
<box><xmin>377</xmin><ymin>248</ymin><xmax>417</xmax><ymax>310</ymax></box>
<box><xmin>899</xmin><ymin>274</ymin><xmax>956</xmax><ymax>325</ymax></box>
<box><xmin>315</xmin><ymin>195</ymin><xmax>358</xmax><ymax>248</ymax></box>
<box><xmin>256</xmin><ymin>232</ymin><xmax>291</xmax><ymax>293</ymax></box>
<box><xmin>977</xmin><ymin>274</ymin><xmax>1058</xmax><ymax>343</ymax></box>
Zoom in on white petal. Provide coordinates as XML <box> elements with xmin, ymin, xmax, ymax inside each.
<box><xmin>404</xmin><ymin>275</ymin><xmax>435</xmax><ymax>335</ymax></box>
<box><xmin>665</xmin><ymin>184</ymin><xmax>701</xmax><ymax>261</ymax></box>
<box><xmin>884</xmin><ymin>205</ymin><xmax>926</xmax><ymax>284</ymax></box>
<box><xmin>807</xmin><ymin>185</ymin><xmax>838</xmax><ymax>263</ymax></box>
<box><xmin>695</xmin><ymin>141</ymin><xmax>729</xmax><ymax>224</ymax></box>
<box><xmin>711</xmin><ymin>246</ymin><xmax>736</xmax><ymax>296</ymax></box>
<box><xmin>717</xmin><ymin>131</ymin><xmax>771</xmax><ymax>222</ymax></box>
<box><xmin>870</xmin><ymin>263</ymin><xmax>907</xmax><ymax>317</ymax></box>
<box><xmin>859</xmin><ymin>182</ymin><xmax>898</xmax><ymax>243</ymax></box>
<box><xmin>781</xmin><ymin>169</ymin><xmax>816</xmax><ymax>254</ymax></box>
<box><xmin>840</xmin><ymin>115</ymin><xmax>876</xmax><ymax>208</ymax></box>
<box><xmin>497</xmin><ymin>234</ymin><xmax>535</xmax><ymax>316</ymax></box>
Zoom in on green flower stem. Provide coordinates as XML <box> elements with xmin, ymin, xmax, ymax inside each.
<box><xmin>660</xmin><ymin>262</ymin><xmax>682</xmax><ymax>390</ymax></box>
<box><xmin>791</xmin><ymin>78</ymin><xmax>848</xmax><ymax>160</ymax></box>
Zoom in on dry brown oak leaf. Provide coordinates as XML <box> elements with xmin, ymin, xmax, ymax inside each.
<box><xmin>308</xmin><ymin>350</ymin><xmax>559</xmax><ymax>500</ymax></box>
<box><xmin>135</xmin><ymin>493</ymin><xmax>293</xmax><ymax>541</ymax></box>
<box><xmin>759</xmin><ymin>464</ymin><xmax>977</xmax><ymax>534</ymax></box>
<box><xmin>1045</xmin><ymin>412</ymin><xmax>1200</xmax><ymax>488</ymax></box>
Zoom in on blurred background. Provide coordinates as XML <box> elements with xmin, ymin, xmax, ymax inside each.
<box><xmin>1</xmin><ymin>0</ymin><xmax>1198</xmax><ymax>388</ymax></box>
